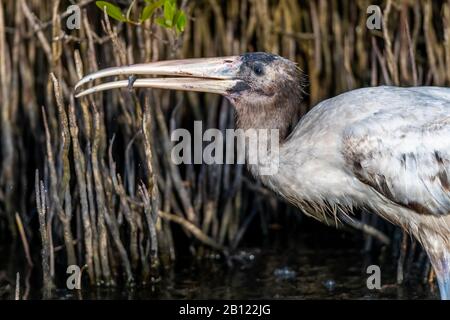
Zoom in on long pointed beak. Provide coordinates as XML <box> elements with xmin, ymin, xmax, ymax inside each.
<box><xmin>75</xmin><ymin>56</ymin><xmax>243</xmax><ymax>98</ymax></box>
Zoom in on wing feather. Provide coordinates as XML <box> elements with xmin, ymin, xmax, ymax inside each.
<box><xmin>343</xmin><ymin>109</ymin><xmax>450</xmax><ymax>216</ymax></box>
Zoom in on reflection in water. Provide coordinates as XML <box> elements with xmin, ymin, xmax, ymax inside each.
<box><xmin>0</xmin><ymin>235</ymin><xmax>440</xmax><ymax>300</ymax></box>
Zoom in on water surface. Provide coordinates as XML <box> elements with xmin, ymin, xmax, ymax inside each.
<box><xmin>0</xmin><ymin>234</ymin><xmax>438</xmax><ymax>300</ymax></box>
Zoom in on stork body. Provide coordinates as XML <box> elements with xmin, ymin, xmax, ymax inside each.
<box><xmin>75</xmin><ymin>53</ymin><xmax>450</xmax><ymax>299</ymax></box>
<box><xmin>263</xmin><ymin>86</ymin><xmax>450</xmax><ymax>299</ymax></box>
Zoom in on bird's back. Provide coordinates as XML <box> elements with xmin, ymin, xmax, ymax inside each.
<box><xmin>292</xmin><ymin>86</ymin><xmax>450</xmax><ymax>139</ymax></box>
<box><xmin>279</xmin><ymin>86</ymin><xmax>450</xmax><ymax>222</ymax></box>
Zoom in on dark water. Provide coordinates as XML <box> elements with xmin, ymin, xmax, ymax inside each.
<box><xmin>81</xmin><ymin>248</ymin><xmax>436</xmax><ymax>300</ymax></box>
<box><xmin>0</xmin><ymin>234</ymin><xmax>439</xmax><ymax>300</ymax></box>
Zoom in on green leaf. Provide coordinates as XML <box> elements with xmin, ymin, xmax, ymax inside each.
<box><xmin>175</xmin><ymin>10</ymin><xmax>186</xmax><ymax>33</ymax></box>
<box><xmin>140</xmin><ymin>5</ymin><xmax>155</xmax><ymax>22</ymax></box>
<box><xmin>96</xmin><ymin>1</ymin><xmax>127</xmax><ymax>22</ymax></box>
<box><xmin>155</xmin><ymin>17</ymin><xmax>169</xmax><ymax>28</ymax></box>
<box><xmin>140</xmin><ymin>1</ymin><xmax>163</xmax><ymax>22</ymax></box>
<box><xmin>163</xmin><ymin>0</ymin><xmax>175</xmax><ymax>26</ymax></box>
<box><xmin>164</xmin><ymin>0</ymin><xmax>176</xmax><ymax>5</ymax></box>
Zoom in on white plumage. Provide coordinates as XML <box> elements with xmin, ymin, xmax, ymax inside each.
<box><xmin>265</xmin><ymin>86</ymin><xmax>450</xmax><ymax>299</ymax></box>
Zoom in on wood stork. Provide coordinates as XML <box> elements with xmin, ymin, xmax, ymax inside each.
<box><xmin>75</xmin><ymin>52</ymin><xmax>450</xmax><ymax>299</ymax></box>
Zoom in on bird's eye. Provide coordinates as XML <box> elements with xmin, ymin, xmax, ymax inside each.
<box><xmin>252</xmin><ymin>63</ymin><xmax>264</xmax><ymax>76</ymax></box>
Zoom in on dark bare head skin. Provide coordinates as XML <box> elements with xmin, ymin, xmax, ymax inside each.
<box><xmin>227</xmin><ymin>53</ymin><xmax>306</xmax><ymax>141</ymax></box>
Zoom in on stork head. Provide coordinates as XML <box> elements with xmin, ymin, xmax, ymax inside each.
<box><xmin>75</xmin><ymin>52</ymin><xmax>305</xmax><ymax>139</ymax></box>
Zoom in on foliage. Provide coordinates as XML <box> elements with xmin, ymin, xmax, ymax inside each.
<box><xmin>95</xmin><ymin>0</ymin><xmax>186</xmax><ymax>33</ymax></box>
